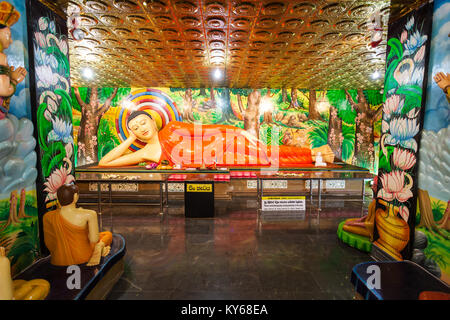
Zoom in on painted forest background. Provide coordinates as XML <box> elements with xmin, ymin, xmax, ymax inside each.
<box><xmin>71</xmin><ymin>87</ymin><xmax>383</xmax><ymax>173</ymax></box>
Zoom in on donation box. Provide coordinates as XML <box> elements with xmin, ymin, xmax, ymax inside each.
<box><xmin>184</xmin><ymin>182</ymin><xmax>214</xmax><ymax>218</ymax></box>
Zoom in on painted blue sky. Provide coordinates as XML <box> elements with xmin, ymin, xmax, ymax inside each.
<box><xmin>424</xmin><ymin>0</ymin><xmax>450</xmax><ymax>132</ymax></box>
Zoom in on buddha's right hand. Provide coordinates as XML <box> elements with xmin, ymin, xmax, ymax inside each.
<box><xmin>127</xmin><ymin>131</ymin><xmax>137</xmax><ymax>141</ymax></box>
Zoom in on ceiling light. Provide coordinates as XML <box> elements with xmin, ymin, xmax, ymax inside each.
<box><xmin>81</xmin><ymin>67</ymin><xmax>94</xmax><ymax>80</ymax></box>
<box><xmin>371</xmin><ymin>71</ymin><xmax>380</xmax><ymax>80</ymax></box>
<box><xmin>213</xmin><ymin>68</ymin><xmax>223</xmax><ymax>80</ymax></box>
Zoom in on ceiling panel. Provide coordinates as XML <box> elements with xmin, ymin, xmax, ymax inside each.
<box><xmin>37</xmin><ymin>0</ymin><xmax>429</xmax><ymax>89</ymax></box>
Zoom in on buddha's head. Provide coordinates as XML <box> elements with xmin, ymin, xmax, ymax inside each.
<box><xmin>126</xmin><ymin>111</ymin><xmax>158</xmax><ymax>142</ymax></box>
<box><xmin>57</xmin><ymin>183</ymin><xmax>79</xmax><ymax>207</ymax></box>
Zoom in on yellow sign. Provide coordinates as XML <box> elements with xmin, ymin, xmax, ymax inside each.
<box><xmin>186</xmin><ymin>184</ymin><xmax>213</xmax><ymax>192</ymax></box>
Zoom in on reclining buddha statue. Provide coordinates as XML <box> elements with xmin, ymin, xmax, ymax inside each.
<box><xmin>99</xmin><ymin>111</ymin><xmax>334</xmax><ymax>168</ymax></box>
<box><xmin>43</xmin><ymin>184</ymin><xmax>112</xmax><ymax>266</ymax></box>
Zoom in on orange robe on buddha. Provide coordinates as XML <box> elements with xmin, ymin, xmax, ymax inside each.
<box><xmin>43</xmin><ymin>210</ymin><xmax>112</xmax><ymax>266</ymax></box>
<box><xmin>157</xmin><ymin>121</ymin><xmax>312</xmax><ymax>167</ymax></box>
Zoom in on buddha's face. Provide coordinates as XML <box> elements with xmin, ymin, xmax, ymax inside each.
<box><xmin>0</xmin><ymin>27</ymin><xmax>12</xmax><ymax>50</ymax></box>
<box><xmin>128</xmin><ymin>114</ymin><xmax>157</xmax><ymax>142</ymax></box>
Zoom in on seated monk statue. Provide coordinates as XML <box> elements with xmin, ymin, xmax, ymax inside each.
<box><xmin>99</xmin><ymin>111</ymin><xmax>331</xmax><ymax>168</ymax></box>
<box><xmin>342</xmin><ymin>176</ymin><xmax>378</xmax><ymax>241</ymax></box>
<box><xmin>43</xmin><ymin>184</ymin><xmax>112</xmax><ymax>266</ymax></box>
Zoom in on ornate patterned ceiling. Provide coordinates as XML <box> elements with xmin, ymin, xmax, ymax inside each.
<box><xmin>39</xmin><ymin>0</ymin><xmax>429</xmax><ymax>89</ymax></box>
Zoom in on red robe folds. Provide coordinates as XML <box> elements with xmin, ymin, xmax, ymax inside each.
<box><xmin>157</xmin><ymin>122</ymin><xmax>312</xmax><ymax>168</ymax></box>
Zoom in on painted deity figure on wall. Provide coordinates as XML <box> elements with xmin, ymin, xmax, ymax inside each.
<box><xmin>0</xmin><ymin>2</ymin><xmax>26</xmax><ymax>120</ymax></box>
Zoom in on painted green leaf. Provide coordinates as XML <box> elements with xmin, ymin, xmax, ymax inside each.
<box><xmin>386</xmin><ymin>38</ymin><xmax>403</xmax><ymax>63</ymax></box>
<box><xmin>55</xmin><ymin>89</ymin><xmax>73</xmax><ymax>122</ymax></box>
<box><xmin>396</xmin><ymin>85</ymin><xmax>422</xmax><ymax>114</ymax></box>
<box><xmin>37</xmin><ymin>103</ymin><xmax>53</xmax><ymax>152</ymax></box>
<box><xmin>307</xmin><ymin>121</ymin><xmax>328</xmax><ymax>148</ymax></box>
<box><xmin>46</xmin><ymin>46</ymin><xmax>69</xmax><ymax>77</ymax></box>
<box><xmin>378</xmin><ymin>145</ymin><xmax>394</xmax><ymax>172</ymax></box>
<box><xmin>384</xmin><ymin>60</ymin><xmax>400</xmax><ymax>99</ymax></box>
<box><xmin>338</xmin><ymin>106</ymin><xmax>356</xmax><ymax>124</ymax></box>
<box><xmin>341</xmin><ymin>124</ymin><xmax>355</xmax><ymax>161</ymax></box>
<box><xmin>41</xmin><ymin>142</ymin><xmax>66</xmax><ymax>177</ymax></box>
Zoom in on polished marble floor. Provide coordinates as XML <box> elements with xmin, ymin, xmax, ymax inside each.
<box><xmin>101</xmin><ymin>196</ymin><xmax>371</xmax><ymax>300</ymax></box>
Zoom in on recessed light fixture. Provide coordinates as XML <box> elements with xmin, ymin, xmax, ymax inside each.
<box><xmin>81</xmin><ymin>67</ymin><xmax>94</xmax><ymax>80</ymax></box>
<box><xmin>213</xmin><ymin>68</ymin><xmax>223</xmax><ymax>80</ymax></box>
<box><xmin>371</xmin><ymin>71</ymin><xmax>380</xmax><ymax>80</ymax></box>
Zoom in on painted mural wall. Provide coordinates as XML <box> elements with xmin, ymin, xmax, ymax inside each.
<box><xmin>414</xmin><ymin>0</ymin><xmax>450</xmax><ymax>284</ymax></box>
<box><xmin>27</xmin><ymin>0</ymin><xmax>74</xmax><ymax>210</ymax></box>
<box><xmin>0</xmin><ymin>0</ymin><xmax>40</xmax><ymax>276</ymax></box>
<box><xmin>374</xmin><ymin>3</ymin><xmax>433</xmax><ymax>261</ymax></box>
<box><xmin>71</xmin><ymin>87</ymin><xmax>383</xmax><ymax>172</ymax></box>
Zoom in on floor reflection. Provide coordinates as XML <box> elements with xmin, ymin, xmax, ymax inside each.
<box><xmin>101</xmin><ymin>197</ymin><xmax>371</xmax><ymax>300</ymax></box>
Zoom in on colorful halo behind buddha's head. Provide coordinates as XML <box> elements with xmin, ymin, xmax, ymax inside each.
<box><xmin>115</xmin><ymin>88</ymin><xmax>181</xmax><ymax>151</ymax></box>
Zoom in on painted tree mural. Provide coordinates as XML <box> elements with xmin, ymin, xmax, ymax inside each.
<box><xmin>327</xmin><ymin>104</ymin><xmax>343</xmax><ymax>159</ymax></box>
<box><xmin>73</xmin><ymin>87</ymin><xmax>118</xmax><ymax>166</ymax></box>
<box><xmin>71</xmin><ymin>87</ymin><xmax>383</xmax><ymax>172</ymax></box>
<box><xmin>308</xmin><ymin>89</ymin><xmax>323</xmax><ymax>121</ymax></box>
<box><xmin>245</xmin><ymin>89</ymin><xmax>261</xmax><ymax>138</ymax></box>
<box><xmin>326</xmin><ymin>89</ymin><xmax>382</xmax><ymax>170</ymax></box>
<box><xmin>345</xmin><ymin>89</ymin><xmax>383</xmax><ymax>169</ymax></box>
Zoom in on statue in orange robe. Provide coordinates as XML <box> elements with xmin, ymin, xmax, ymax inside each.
<box><xmin>99</xmin><ymin>111</ymin><xmax>316</xmax><ymax>168</ymax></box>
<box><xmin>158</xmin><ymin>121</ymin><xmax>313</xmax><ymax>167</ymax></box>
<box><xmin>43</xmin><ymin>184</ymin><xmax>112</xmax><ymax>266</ymax></box>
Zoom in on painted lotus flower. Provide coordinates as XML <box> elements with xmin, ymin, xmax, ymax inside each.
<box><xmin>38</xmin><ymin>17</ymin><xmax>48</xmax><ymax>31</ymax></box>
<box><xmin>383</xmin><ymin>95</ymin><xmax>404</xmax><ymax>119</ymax></box>
<box><xmin>394</xmin><ymin>58</ymin><xmax>414</xmax><ymax>86</ymax></box>
<box><xmin>385</xmin><ymin>117</ymin><xmax>419</xmax><ymax>152</ymax></box>
<box><xmin>382</xmin><ymin>120</ymin><xmax>389</xmax><ymax>133</ymax></box>
<box><xmin>393</xmin><ymin>148</ymin><xmax>416</xmax><ymax>170</ymax></box>
<box><xmin>399</xmin><ymin>205</ymin><xmax>409</xmax><ymax>222</ymax></box>
<box><xmin>405</xmin><ymin>16</ymin><xmax>414</xmax><ymax>31</ymax></box>
<box><xmin>404</xmin><ymin>30</ymin><xmax>427</xmax><ymax>56</ymax></box>
<box><xmin>48</xmin><ymin>117</ymin><xmax>73</xmax><ymax>144</ymax></box>
<box><xmin>49</xmin><ymin>21</ymin><xmax>56</xmax><ymax>34</ymax></box>
<box><xmin>36</xmin><ymin>65</ymin><xmax>58</xmax><ymax>88</ymax></box>
<box><xmin>43</xmin><ymin>166</ymin><xmax>75</xmax><ymax>202</ymax></box>
<box><xmin>377</xmin><ymin>170</ymin><xmax>413</xmax><ymax>203</ymax></box>
<box><xmin>34</xmin><ymin>31</ymin><xmax>46</xmax><ymax>48</ymax></box>
<box><xmin>46</xmin><ymin>96</ymin><xmax>58</xmax><ymax>113</ymax></box>
<box><xmin>65</xmin><ymin>142</ymin><xmax>73</xmax><ymax>159</ymax></box>
<box><xmin>407</xmin><ymin>108</ymin><xmax>419</xmax><ymax>119</ymax></box>
<box><xmin>59</xmin><ymin>39</ymin><xmax>68</xmax><ymax>56</ymax></box>
<box><xmin>414</xmin><ymin>45</ymin><xmax>425</xmax><ymax>62</ymax></box>
<box><xmin>34</xmin><ymin>45</ymin><xmax>46</xmax><ymax>65</ymax></box>
<box><xmin>400</xmin><ymin>30</ymin><xmax>408</xmax><ymax>43</ymax></box>
<box><xmin>411</xmin><ymin>66</ymin><xmax>424</xmax><ymax>85</ymax></box>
